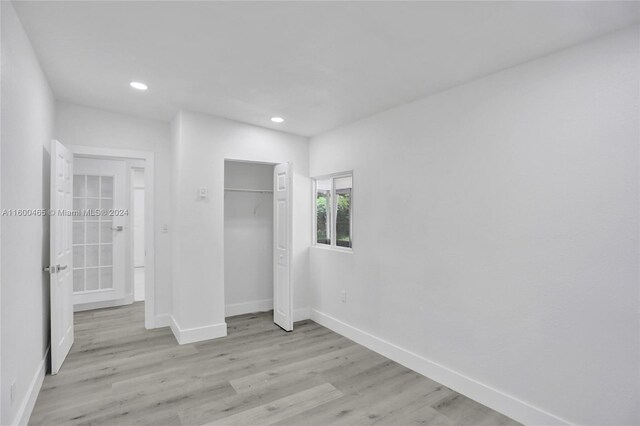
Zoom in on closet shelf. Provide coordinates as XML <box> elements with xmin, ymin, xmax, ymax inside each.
<box><xmin>224</xmin><ymin>187</ymin><xmax>273</xmax><ymax>193</ymax></box>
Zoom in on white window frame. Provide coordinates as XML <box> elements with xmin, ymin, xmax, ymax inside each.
<box><xmin>312</xmin><ymin>171</ymin><xmax>353</xmax><ymax>252</ymax></box>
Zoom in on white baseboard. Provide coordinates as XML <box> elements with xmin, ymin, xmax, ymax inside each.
<box><xmin>169</xmin><ymin>315</ymin><xmax>227</xmax><ymax>345</ymax></box>
<box><xmin>73</xmin><ymin>295</ymin><xmax>134</xmax><ymax>312</ymax></box>
<box><xmin>310</xmin><ymin>309</ymin><xmax>569</xmax><ymax>426</ymax></box>
<box><xmin>13</xmin><ymin>346</ymin><xmax>49</xmax><ymax>426</ymax></box>
<box><xmin>154</xmin><ymin>313</ymin><xmax>171</xmax><ymax>328</ymax></box>
<box><xmin>225</xmin><ymin>299</ymin><xmax>273</xmax><ymax>317</ymax></box>
<box><xmin>293</xmin><ymin>306</ymin><xmax>311</xmax><ymax>322</ymax></box>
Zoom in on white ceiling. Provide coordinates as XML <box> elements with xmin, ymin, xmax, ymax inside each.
<box><xmin>13</xmin><ymin>1</ymin><xmax>640</xmax><ymax>136</ymax></box>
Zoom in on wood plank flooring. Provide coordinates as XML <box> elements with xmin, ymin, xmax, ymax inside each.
<box><xmin>30</xmin><ymin>303</ymin><xmax>519</xmax><ymax>426</ymax></box>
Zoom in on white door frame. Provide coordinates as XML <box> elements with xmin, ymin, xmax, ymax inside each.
<box><xmin>222</xmin><ymin>158</ymin><xmax>294</xmax><ymax>328</ymax></box>
<box><xmin>69</xmin><ymin>145</ymin><xmax>157</xmax><ymax>329</ymax></box>
<box><xmin>130</xmin><ymin>165</ymin><xmax>146</xmax><ymax>302</ymax></box>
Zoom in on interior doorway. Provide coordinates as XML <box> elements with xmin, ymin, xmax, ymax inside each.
<box><xmin>72</xmin><ymin>156</ymin><xmax>145</xmax><ymax>313</ymax></box>
<box><xmin>72</xmin><ymin>157</ymin><xmax>129</xmax><ymax>308</ymax></box>
<box><xmin>49</xmin><ymin>143</ymin><xmax>157</xmax><ymax>373</ymax></box>
<box><xmin>224</xmin><ymin>160</ymin><xmax>275</xmax><ymax>317</ymax></box>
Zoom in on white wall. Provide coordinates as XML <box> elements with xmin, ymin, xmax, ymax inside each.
<box><xmin>224</xmin><ymin>161</ymin><xmax>274</xmax><ymax>315</ymax></box>
<box><xmin>171</xmin><ymin>111</ymin><xmax>309</xmax><ymax>342</ymax></box>
<box><xmin>55</xmin><ymin>102</ymin><xmax>172</xmax><ymax>320</ymax></box>
<box><xmin>309</xmin><ymin>26</ymin><xmax>639</xmax><ymax>426</ymax></box>
<box><xmin>1</xmin><ymin>2</ymin><xmax>56</xmax><ymax>424</ymax></box>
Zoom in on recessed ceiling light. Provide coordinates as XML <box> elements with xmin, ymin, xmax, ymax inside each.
<box><xmin>129</xmin><ymin>81</ymin><xmax>148</xmax><ymax>91</ymax></box>
<box><xmin>271</xmin><ymin>117</ymin><xmax>284</xmax><ymax>123</ymax></box>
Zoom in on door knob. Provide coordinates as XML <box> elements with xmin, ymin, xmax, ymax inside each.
<box><xmin>111</xmin><ymin>226</ymin><xmax>124</xmax><ymax>231</ymax></box>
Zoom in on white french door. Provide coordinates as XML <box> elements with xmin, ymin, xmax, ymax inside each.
<box><xmin>49</xmin><ymin>140</ymin><xmax>74</xmax><ymax>374</ymax></box>
<box><xmin>273</xmin><ymin>163</ymin><xmax>293</xmax><ymax>331</ymax></box>
<box><xmin>72</xmin><ymin>157</ymin><xmax>127</xmax><ymax>306</ymax></box>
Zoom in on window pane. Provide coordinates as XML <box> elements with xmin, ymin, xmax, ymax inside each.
<box><xmin>86</xmin><ymin>222</ymin><xmax>99</xmax><ymax>244</ymax></box>
<box><xmin>86</xmin><ymin>245</ymin><xmax>99</xmax><ymax>267</ymax></box>
<box><xmin>335</xmin><ymin>176</ymin><xmax>352</xmax><ymax>248</ymax></box>
<box><xmin>315</xmin><ymin>179</ymin><xmax>331</xmax><ymax>245</ymax></box>
<box><xmin>85</xmin><ymin>268</ymin><xmax>99</xmax><ymax>291</ymax></box>
<box><xmin>73</xmin><ymin>222</ymin><xmax>84</xmax><ymax>244</ymax></box>
<box><xmin>100</xmin><ymin>176</ymin><xmax>113</xmax><ymax>198</ymax></box>
<box><xmin>87</xmin><ymin>176</ymin><xmax>99</xmax><ymax>198</ymax></box>
<box><xmin>73</xmin><ymin>175</ymin><xmax>85</xmax><ymax>197</ymax></box>
<box><xmin>86</xmin><ymin>197</ymin><xmax>99</xmax><ymax>212</ymax></box>
<box><xmin>73</xmin><ymin>198</ymin><xmax>85</xmax><ymax>221</ymax></box>
<box><xmin>100</xmin><ymin>198</ymin><xmax>113</xmax><ymax>211</ymax></box>
<box><xmin>100</xmin><ymin>244</ymin><xmax>112</xmax><ymax>266</ymax></box>
<box><xmin>73</xmin><ymin>245</ymin><xmax>85</xmax><ymax>268</ymax></box>
<box><xmin>73</xmin><ymin>269</ymin><xmax>84</xmax><ymax>293</ymax></box>
<box><xmin>100</xmin><ymin>267</ymin><xmax>113</xmax><ymax>289</ymax></box>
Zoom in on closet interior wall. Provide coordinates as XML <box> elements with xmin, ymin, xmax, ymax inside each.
<box><xmin>224</xmin><ymin>161</ymin><xmax>275</xmax><ymax>317</ymax></box>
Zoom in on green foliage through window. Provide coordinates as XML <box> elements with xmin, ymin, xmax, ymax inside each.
<box><xmin>314</xmin><ymin>175</ymin><xmax>352</xmax><ymax>249</ymax></box>
<box><xmin>316</xmin><ymin>191</ymin><xmax>330</xmax><ymax>245</ymax></box>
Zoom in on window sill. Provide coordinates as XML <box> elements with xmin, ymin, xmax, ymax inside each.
<box><xmin>312</xmin><ymin>244</ymin><xmax>353</xmax><ymax>254</ymax></box>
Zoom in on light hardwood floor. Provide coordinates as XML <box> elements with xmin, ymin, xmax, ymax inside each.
<box><xmin>30</xmin><ymin>303</ymin><xmax>519</xmax><ymax>426</ymax></box>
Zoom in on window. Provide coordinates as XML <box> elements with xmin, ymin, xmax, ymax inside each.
<box><xmin>314</xmin><ymin>173</ymin><xmax>353</xmax><ymax>249</ymax></box>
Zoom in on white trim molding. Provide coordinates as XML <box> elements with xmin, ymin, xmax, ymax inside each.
<box><xmin>310</xmin><ymin>309</ymin><xmax>570</xmax><ymax>426</ymax></box>
<box><xmin>225</xmin><ymin>299</ymin><xmax>273</xmax><ymax>317</ymax></box>
<box><xmin>169</xmin><ymin>316</ymin><xmax>227</xmax><ymax>345</ymax></box>
<box><xmin>73</xmin><ymin>294</ymin><xmax>134</xmax><ymax>312</ymax></box>
<box><xmin>68</xmin><ymin>145</ymin><xmax>157</xmax><ymax>330</ymax></box>
<box><xmin>13</xmin><ymin>347</ymin><xmax>49</xmax><ymax>426</ymax></box>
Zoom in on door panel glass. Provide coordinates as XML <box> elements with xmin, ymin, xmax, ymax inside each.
<box><xmin>101</xmin><ymin>176</ymin><xmax>113</xmax><ymax>198</ymax></box>
<box><xmin>73</xmin><ymin>246</ymin><xmax>84</xmax><ymax>267</ymax></box>
<box><xmin>86</xmin><ymin>222</ymin><xmax>99</xmax><ymax>244</ymax></box>
<box><xmin>86</xmin><ymin>198</ymin><xmax>99</xmax><ymax>211</ymax></box>
<box><xmin>100</xmin><ymin>244</ymin><xmax>112</xmax><ymax>266</ymax></box>
<box><xmin>85</xmin><ymin>268</ymin><xmax>99</xmax><ymax>291</ymax></box>
<box><xmin>73</xmin><ymin>175</ymin><xmax>85</xmax><ymax>197</ymax></box>
<box><xmin>87</xmin><ymin>176</ymin><xmax>100</xmax><ymax>197</ymax></box>
<box><xmin>72</xmin><ymin>173</ymin><xmax>116</xmax><ymax>294</ymax></box>
<box><xmin>86</xmin><ymin>245</ymin><xmax>99</xmax><ymax>267</ymax></box>
<box><xmin>100</xmin><ymin>267</ymin><xmax>113</xmax><ymax>289</ymax></box>
<box><xmin>73</xmin><ymin>198</ymin><xmax>84</xmax><ymax>219</ymax></box>
<box><xmin>73</xmin><ymin>269</ymin><xmax>84</xmax><ymax>292</ymax></box>
<box><xmin>73</xmin><ymin>223</ymin><xmax>84</xmax><ymax>244</ymax></box>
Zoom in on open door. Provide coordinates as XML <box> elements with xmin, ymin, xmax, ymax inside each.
<box><xmin>273</xmin><ymin>163</ymin><xmax>293</xmax><ymax>331</ymax></box>
<box><xmin>72</xmin><ymin>157</ymin><xmax>127</xmax><ymax>306</ymax></box>
<box><xmin>48</xmin><ymin>140</ymin><xmax>74</xmax><ymax>374</ymax></box>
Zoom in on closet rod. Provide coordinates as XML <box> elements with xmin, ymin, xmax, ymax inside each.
<box><xmin>224</xmin><ymin>187</ymin><xmax>273</xmax><ymax>193</ymax></box>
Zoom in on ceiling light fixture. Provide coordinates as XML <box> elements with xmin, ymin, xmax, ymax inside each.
<box><xmin>129</xmin><ymin>81</ymin><xmax>148</xmax><ymax>91</ymax></box>
<box><xmin>271</xmin><ymin>117</ymin><xmax>284</xmax><ymax>123</ymax></box>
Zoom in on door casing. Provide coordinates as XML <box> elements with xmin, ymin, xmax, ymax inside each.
<box><xmin>68</xmin><ymin>146</ymin><xmax>157</xmax><ymax>329</ymax></box>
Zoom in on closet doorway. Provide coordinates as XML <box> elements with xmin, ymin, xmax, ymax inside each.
<box><xmin>224</xmin><ymin>160</ymin><xmax>276</xmax><ymax>318</ymax></box>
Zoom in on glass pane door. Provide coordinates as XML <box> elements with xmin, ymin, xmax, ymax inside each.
<box><xmin>72</xmin><ymin>174</ymin><xmax>114</xmax><ymax>293</ymax></box>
